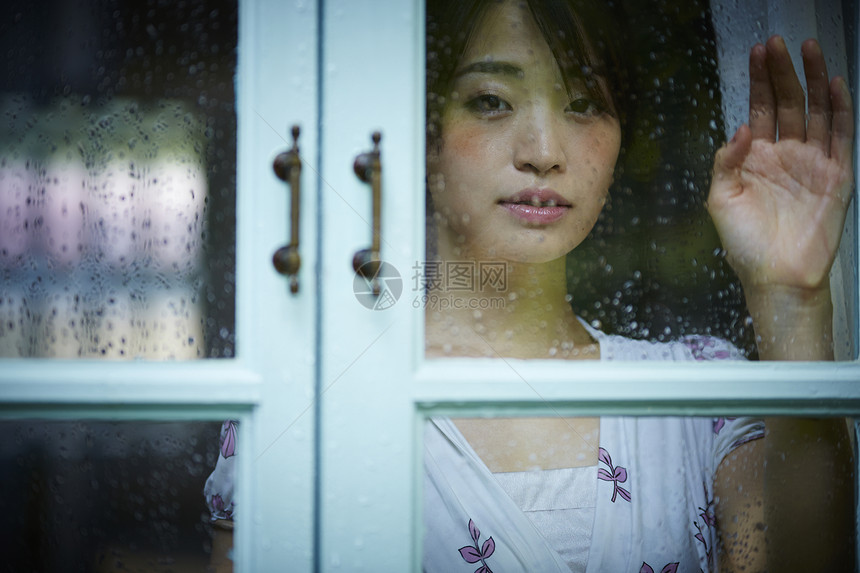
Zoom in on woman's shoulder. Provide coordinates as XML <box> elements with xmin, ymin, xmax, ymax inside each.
<box><xmin>582</xmin><ymin>321</ymin><xmax>746</xmax><ymax>362</ymax></box>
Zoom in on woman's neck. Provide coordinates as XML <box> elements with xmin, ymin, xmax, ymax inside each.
<box><xmin>425</xmin><ymin>240</ymin><xmax>597</xmax><ymax>359</ymax></box>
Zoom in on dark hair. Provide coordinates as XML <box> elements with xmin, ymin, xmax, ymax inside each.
<box><xmin>425</xmin><ymin>0</ymin><xmax>633</xmax><ymax>147</ymax></box>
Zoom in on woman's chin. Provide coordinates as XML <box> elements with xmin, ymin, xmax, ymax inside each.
<box><xmin>490</xmin><ymin>236</ymin><xmax>582</xmax><ymax>264</ymax></box>
<box><xmin>458</xmin><ymin>244</ymin><xmax>573</xmax><ymax>265</ymax></box>
<box><xmin>436</xmin><ymin>227</ymin><xmax>581</xmax><ymax>264</ymax></box>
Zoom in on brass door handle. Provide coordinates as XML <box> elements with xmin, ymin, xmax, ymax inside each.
<box><xmin>272</xmin><ymin>125</ymin><xmax>302</xmax><ymax>293</ymax></box>
<box><xmin>352</xmin><ymin>132</ymin><xmax>382</xmax><ymax>295</ymax></box>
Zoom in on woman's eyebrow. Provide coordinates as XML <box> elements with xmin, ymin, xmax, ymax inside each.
<box><xmin>454</xmin><ymin>61</ymin><xmax>524</xmax><ymax>79</ymax></box>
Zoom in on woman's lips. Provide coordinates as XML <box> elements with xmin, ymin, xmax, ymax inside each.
<box><xmin>498</xmin><ymin>189</ymin><xmax>570</xmax><ymax>225</ymax></box>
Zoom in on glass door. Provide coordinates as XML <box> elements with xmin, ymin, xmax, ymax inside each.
<box><xmin>318</xmin><ymin>0</ymin><xmax>860</xmax><ymax>571</ymax></box>
<box><xmin>0</xmin><ymin>0</ymin><xmax>318</xmax><ymax>570</ymax></box>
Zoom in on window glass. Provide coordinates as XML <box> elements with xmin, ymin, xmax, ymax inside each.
<box><xmin>0</xmin><ymin>420</ymin><xmax>224</xmax><ymax>571</ymax></box>
<box><xmin>423</xmin><ymin>0</ymin><xmax>854</xmax><ymax>361</ymax></box>
<box><xmin>423</xmin><ymin>415</ymin><xmax>856</xmax><ymax>571</ymax></box>
<box><xmin>0</xmin><ymin>0</ymin><xmax>237</xmax><ymax>359</ymax></box>
<box><xmin>421</xmin><ymin>0</ymin><xmax>857</xmax><ymax>570</ymax></box>
<box><xmin>567</xmin><ymin>1</ymin><xmax>748</xmax><ymax>351</ymax></box>
<box><xmin>424</xmin><ymin>0</ymin><xmax>750</xmax><ymax>360</ymax></box>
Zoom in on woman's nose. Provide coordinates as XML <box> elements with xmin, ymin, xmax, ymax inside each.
<box><xmin>513</xmin><ymin>110</ymin><xmax>566</xmax><ymax>175</ymax></box>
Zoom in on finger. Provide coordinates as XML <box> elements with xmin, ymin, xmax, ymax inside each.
<box><xmin>749</xmin><ymin>43</ymin><xmax>776</xmax><ymax>141</ymax></box>
<box><xmin>709</xmin><ymin>124</ymin><xmax>752</xmax><ymax>207</ymax></box>
<box><xmin>830</xmin><ymin>76</ymin><xmax>854</xmax><ymax>171</ymax></box>
<box><xmin>765</xmin><ymin>35</ymin><xmax>807</xmax><ymax>141</ymax></box>
<box><xmin>801</xmin><ymin>39</ymin><xmax>832</xmax><ymax>154</ymax></box>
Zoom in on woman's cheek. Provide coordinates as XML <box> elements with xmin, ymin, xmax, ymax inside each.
<box><xmin>580</xmin><ymin>127</ymin><xmax>621</xmax><ymax>186</ymax></box>
<box><xmin>444</xmin><ymin>122</ymin><xmax>491</xmax><ymax>163</ymax></box>
<box><xmin>598</xmin><ymin>123</ymin><xmax>623</xmax><ymax>168</ymax></box>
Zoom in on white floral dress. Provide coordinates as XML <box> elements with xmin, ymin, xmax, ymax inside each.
<box><xmin>423</xmin><ymin>329</ymin><xmax>762</xmax><ymax>573</ymax></box>
<box><xmin>204</xmin><ymin>329</ymin><xmax>762</xmax><ymax>573</ymax></box>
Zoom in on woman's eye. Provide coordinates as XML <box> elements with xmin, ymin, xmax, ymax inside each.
<box><xmin>466</xmin><ymin>94</ymin><xmax>511</xmax><ymax>115</ymax></box>
<box><xmin>566</xmin><ymin>97</ymin><xmax>601</xmax><ymax>116</ymax></box>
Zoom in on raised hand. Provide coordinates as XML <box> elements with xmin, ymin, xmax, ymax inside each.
<box><xmin>707</xmin><ymin>36</ymin><xmax>853</xmax><ymax>294</ymax></box>
<box><xmin>709</xmin><ymin>39</ymin><xmax>856</xmax><ymax>573</ymax></box>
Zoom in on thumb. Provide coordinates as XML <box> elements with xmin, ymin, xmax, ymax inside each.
<box><xmin>709</xmin><ymin>124</ymin><xmax>752</xmax><ymax>208</ymax></box>
<box><xmin>714</xmin><ymin>124</ymin><xmax>752</xmax><ymax>177</ymax></box>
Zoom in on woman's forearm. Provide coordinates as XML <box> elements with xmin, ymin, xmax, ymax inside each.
<box><xmin>744</xmin><ymin>283</ymin><xmax>834</xmax><ymax>361</ymax></box>
<box><xmin>763</xmin><ymin>417</ymin><xmax>855</xmax><ymax>570</ymax></box>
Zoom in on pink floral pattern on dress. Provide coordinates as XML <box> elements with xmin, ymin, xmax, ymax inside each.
<box><xmin>640</xmin><ymin>563</ymin><xmax>679</xmax><ymax>573</ymax></box>
<box><xmin>694</xmin><ymin>482</ymin><xmax>716</xmax><ymax>569</ymax></box>
<box><xmin>210</xmin><ymin>493</ymin><xmax>234</xmax><ymax>520</ymax></box>
<box><xmin>682</xmin><ymin>336</ymin><xmax>732</xmax><ymax>361</ymax></box>
<box><xmin>220</xmin><ymin>419</ymin><xmax>238</xmax><ymax>459</ymax></box>
<box><xmin>458</xmin><ymin>519</ymin><xmax>495</xmax><ymax>573</ymax></box>
<box><xmin>598</xmin><ymin>447</ymin><xmax>631</xmax><ymax>503</ymax></box>
<box><xmin>712</xmin><ymin>417</ymin><xmax>736</xmax><ymax>434</ymax></box>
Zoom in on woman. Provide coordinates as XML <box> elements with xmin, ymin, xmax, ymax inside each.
<box><xmin>422</xmin><ymin>0</ymin><xmax>854</xmax><ymax>571</ymax></box>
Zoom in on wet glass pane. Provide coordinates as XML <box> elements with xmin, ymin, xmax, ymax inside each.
<box><xmin>423</xmin><ymin>415</ymin><xmax>856</xmax><ymax>571</ymax></box>
<box><xmin>0</xmin><ymin>420</ymin><xmax>225</xmax><ymax>572</ymax></box>
<box><xmin>0</xmin><ymin>0</ymin><xmax>237</xmax><ymax>359</ymax></box>
<box><xmin>423</xmin><ymin>0</ymin><xmax>855</xmax><ymax>361</ymax></box>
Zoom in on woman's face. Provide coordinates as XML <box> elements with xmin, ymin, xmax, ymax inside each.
<box><xmin>428</xmin><ymin>0</ymin><xmax>622</xmax><ymax>263</ymax></box>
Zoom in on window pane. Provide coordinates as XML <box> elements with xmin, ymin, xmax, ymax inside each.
<box><xmin>420</xmin><ymin>0</ymin><xmax>857</xmax><ymax>568</ymax></box>
<box><xmin>423</xmin><ymin>415</ymin><xmax>855</xmax><ymax>571</ymax></box>
<box><xmin>0</xmin><ymin>0</ymin><xmax>237</xmax><ymax>359</ymax></box>
<box><xmin>423</xmin><ymin>0</ymin><xmax>854</xmax><ymax>361</ymax></box>
<box><xmin>0</xmin><ymin>420</ymin><xmax>224</xmax><ymax>571</ymax></box>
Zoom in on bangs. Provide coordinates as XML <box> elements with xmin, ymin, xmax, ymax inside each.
<box><xmin>526</xmin><ymin>0</ymin><xmax>628</xmax><ymax>120</ymax></box>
